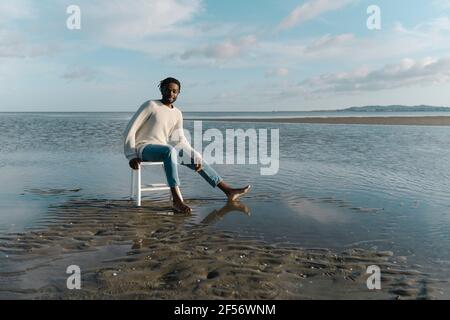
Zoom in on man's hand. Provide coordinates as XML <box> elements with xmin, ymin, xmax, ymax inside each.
<box><xmin>129</xmin><ymin>158</ymin><xmax>141</xmax><ymax>170</ymax></box>
<box><xmin>194</xmin><ymin>163</ymin><xmax>202</xmax><ymax>172</ymax></box>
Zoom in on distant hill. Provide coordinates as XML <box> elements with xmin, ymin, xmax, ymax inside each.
<box><xmin>336</xmin><ymin>105</ymin><xmax>450</xmax><ymax>112</ymax></box>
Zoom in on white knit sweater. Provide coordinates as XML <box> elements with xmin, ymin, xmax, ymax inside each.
<box><xmin>123</xmin><ymin>100</ymin><xmax>201</xmax><ymax>162</ymax></box>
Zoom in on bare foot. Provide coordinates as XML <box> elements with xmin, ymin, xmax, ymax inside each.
<box><xmin>226</xmin><ymin>185</ymin><xmax>251</xmax><ymax>201</ymax></box>
<box><xmin>173</xmin><ymin>201</ymin><xmax>192</xmax><ymax>214</ymax></box>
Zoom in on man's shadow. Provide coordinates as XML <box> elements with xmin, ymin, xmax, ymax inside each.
<box><xmin>201</xmin><ymin>201</ymin><xmax>251</xmax><ymax>225</ymax></box>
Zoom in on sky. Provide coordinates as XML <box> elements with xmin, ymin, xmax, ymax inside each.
<box><xmin>1</xmin><ymin>0</ymin><xmax>450</xmax><ymax>112</ymax></box>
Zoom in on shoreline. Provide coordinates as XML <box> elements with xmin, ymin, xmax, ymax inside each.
<box><xmin>188</xmin><ymin>116</ymin><xmax>450</xmax><ymax>126</ymax></box>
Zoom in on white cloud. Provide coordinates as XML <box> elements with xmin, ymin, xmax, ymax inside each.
<box><xmin>265</xmin><ymin>67</ymin><xmax>289</xmax><ymax>77</ymax></box>
<box><xmin>74</xmin><ymin>0</ymin><xmax>262</xmax><ymax>65</ymax></box>
<box><xmin>433</xmin><ymin>0</ymin><xmax>450</xmax><ymax>9</ymax></box>
<box><xmin>86</xmin><ymin>0</ymin><xmax>204</xmax><ymax>41</ymax></box>
<box><xmin>250</xmin><ymin>13</ymin><xmax>450</xmax><ymax>69</ymax></box>
<box><xmin>303</xmin><ymin>33</ymin><xmax>354</xmax><ymax>54</ymax></box>
<box><xmin>0</xmin><ymin>29</ymin><xmax>55</xmax><ymax>58</ymax></box>
<box><xmin>277</xmin><ymin>0</ymin><xmax>354</xmax><ymax>30</ymax></box>
<box><xmin>297</xmin><ymin>56</ymin><xmax>450</xmax><ymax>95</ymax></box>
<box><xmin>0</xmin><ymin>0</ymin><xmax>34</xmax><ymax>21</ymax></box>
<box><xmin>210</xmin><ymin>56</ymin><xmax>450</xmax><ymax>107</ymax></box>
<box><xmin>0</xmin><ymin>1</ymin><xmax>58</xmax><ymax>59</ymax></box>
<box><xmin>395</xmin><ymin>16</ymin><xmax>450</xmax><ymax>37</ymax></box>
<box><xmin>62</xmin><ymin>66</ymin><xmax>98</xmax><ymax>82</ymax></box>
<box><xmin>179</xmin><ymin>35</ymin><xmax>257</xmax><ymax>61</ymax></box>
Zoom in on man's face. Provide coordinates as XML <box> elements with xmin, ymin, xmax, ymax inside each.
<box><xmin>161</xmin><ymin>83</ymin><xmax>180</xmax><ymax>104</ymax></box>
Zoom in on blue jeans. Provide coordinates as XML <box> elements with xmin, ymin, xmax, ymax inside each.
<box><xmin>141</xmin><ymin>144</ymin><xmax>223</xmax><ymax>188</ymax></box>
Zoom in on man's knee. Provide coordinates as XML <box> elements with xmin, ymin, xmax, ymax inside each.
<box><xmin>163</xmin><ymin>145</ymin><xmax>178</xmax><ymax>161</ymax></box>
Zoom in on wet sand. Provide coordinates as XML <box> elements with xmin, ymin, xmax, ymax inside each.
<box><xmin>0</xmin><ymin>198</ymin><xmax>438</xmax><ymax>300</ymax></box>
<box><xmin>193</xmin><ymin>116</ymin><xmax>450</xmax><ymax>126</ymax></box>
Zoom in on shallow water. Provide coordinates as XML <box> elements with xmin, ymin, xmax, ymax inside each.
<box><xmin>1</xmin><ymin>112</ymin><xmax>450</xmax><ymax>296</ymax></box>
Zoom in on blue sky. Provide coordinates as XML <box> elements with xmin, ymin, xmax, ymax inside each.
<box><xmin>1</xmin><ymin>0</ymin><xmax>450</xmax><ymax>112</ymax></box>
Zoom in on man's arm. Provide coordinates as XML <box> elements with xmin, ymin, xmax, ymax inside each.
<box><xmin>170</xmin><ymin>111</ymin><xmax>203</xmax><ymax>170</ymax></box>
<box><xmin>123</xmin><ymin>101</ymin><xmax>152</xmax><ymax>165</ymax></box>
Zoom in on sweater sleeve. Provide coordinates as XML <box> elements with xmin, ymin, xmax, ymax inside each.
<box><xmin>170</xmin><ymin>111</ymin><xmax>202</xmax><ymax>164</ymax></box>
<box><xmin>123</xmin><ymin>101</ymin><xmax>152</xmax><ymax>160</ymax></box>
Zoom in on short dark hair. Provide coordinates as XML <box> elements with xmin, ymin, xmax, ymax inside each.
<box><xmin>159</xmin><ymin>77</ymin><xmax>181</xmax><ymax>92</ymax></box>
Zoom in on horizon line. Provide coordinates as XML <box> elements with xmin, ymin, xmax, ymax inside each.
<box><xmin>1</xmin><ymin>105</ymin><xmax>450</xmax><ymax>113</ymax></box>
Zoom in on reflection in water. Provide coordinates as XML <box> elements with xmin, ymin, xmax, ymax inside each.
<box><xmin>201</xmin><ymin>201</ymin><xmax>251</xmax><ymax>225</ymax></box>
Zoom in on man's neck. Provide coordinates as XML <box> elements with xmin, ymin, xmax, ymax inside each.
<box><xmin>160</xmin><ymin>99</ymin><xmax>173</xmax><ymax>108</ymax></box>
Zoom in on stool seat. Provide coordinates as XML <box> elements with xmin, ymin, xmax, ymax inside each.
<box><xmin>130</xmin><ymin>162</ymin><xmax>170</xmax><ymax>206</ymax></box>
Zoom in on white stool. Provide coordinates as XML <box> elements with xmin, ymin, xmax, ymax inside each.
<box><xmin>130</xmin><ymin>162</ymin><xmax>171</xmax><ymax>206</ymax></box>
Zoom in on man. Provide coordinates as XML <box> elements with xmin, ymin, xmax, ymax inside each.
<box><xmin>123</xmin><ymin>77</ymin><xmax>251</xmax><ymax>214</ymax></box>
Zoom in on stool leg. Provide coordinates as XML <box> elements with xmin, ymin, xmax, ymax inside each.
<box><xmin>137</xmin><ymin>165</ymin><xmax>141</xmax><ymax>206</ymax></box>
<box><xmin>131</xmin><ymin>169</ymin><xmax>135</xmax><ymax>200</ymax></box>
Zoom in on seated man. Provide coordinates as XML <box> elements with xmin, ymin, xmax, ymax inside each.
<box><xmin>123</xmin><ymin>77</ymin><xmax>251</xmax><ymax>213</ymax></box>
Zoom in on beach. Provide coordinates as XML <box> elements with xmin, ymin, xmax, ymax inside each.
<box><xmin>4</xmin><ymin>0</ymin><xmax>450</xmax><ymax>305</ymax></box>
<box><xmin>0</xmin><ymin>198</ymin><xmax>429</xmax><ymax>299</ymax></box>
<box><xmin>1</xmin><ymin>112</ymin><xmax>450</xmax><ymax>299</ymax></box>
<box><xmin>191</xmin><ymin>116</ymin><xmax>450</xmax><ymax>126</ymax></box>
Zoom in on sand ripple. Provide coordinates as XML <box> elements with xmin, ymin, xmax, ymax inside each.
<box><xmin>0</xmin><ymin>199</ymin><xmax>439</xmax><ymax>299</ymax></box>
